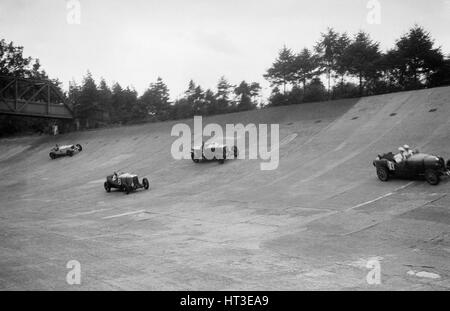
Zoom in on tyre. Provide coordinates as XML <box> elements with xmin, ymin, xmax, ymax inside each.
<box><xmin>67</xmin><ymin>150</ymin><xmax>73</xmax><ymax>157</ymax></box>
<box><xmin>143</xmin><ymin>178</ymin><xmax>149</xmax><ymax>190</ymax></box>
<box><xmin>49</xmin><ymin>153</ymin><xmax>56</xmax><ymax>159</ymax></box>
<box><xmin>104</xmin><ymin>182</ymin><xmax>111</xmax><ymax>192</ymax></box>
<box><xmin>233</xmin><ymin>146</ymin><xmax>238</xmax><ymax>158</ymax></box>
<box><xmin>376</xmin><ymin>166</ymin><xmax>389</xmax><ymax>181</ymax></box>
<box><xmin>191</xmin><ymin>152</ymin><xmax>199</xmax><ymax>163</ymax></box>
<box><xmin>219</xmin><ymin>149</ymin><xmax>226</xmax><ymax>164</ymax></box>
<box><xmin>125</xmin><ymin>186</ymin><xmax>131</xmax><ymax>194</ymax></box>
<box><xmin>425</xmin><ymin>169</ymin><xmax>440</xmax><ymax>185</ymax></box>
<box><xmin>76</xmin><ymin>144</ymin><xmax>82</xmax><ymax>152</ymax></box>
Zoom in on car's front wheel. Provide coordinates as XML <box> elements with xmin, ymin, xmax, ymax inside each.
<box><xmin>76</xmin><ymin>144</ymin><xmax>82</xmax><ymax>151</ymax></box>
<box><xmin>143</xmin><ymin>178</ymin><xmax>149</xmax><ymax>190</ymax></box>
<box><xmin>425</xmin><ymin>169</ymin><xmax>440</xmax><ymax>185</ymax></box>
<box><xmin>376</xmin><ymin>167</ymin><xmax>389</xmax><ymax>181</ymax></box>
<box><xmin>104</xmin><ymin>182</ymin><xmax>111</xmax><ymax>192</ymax></box>
<box><xmin>49</xmin><ymin>153</ymin><xmax>56</xmax><ymax>159</ymax></box>
<box><xmin>191</xmin><ymin>152</ymin><xmax>200</xmax><ymax>163</ymax></box>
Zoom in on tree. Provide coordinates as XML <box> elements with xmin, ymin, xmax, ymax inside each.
<box><xmin>304</xmin><ymin>78</ymin><xmax>326</xmax><ymax>102</ymax></box>
<box><xmin>204</xmin><ymin>89</ymin><xmax>217</xmax><ymax>115</ymax></box>
<box><xmin>1</xmin><ymin>39</ymin><xmax>33</xmax><ymax>77</ymax></box>
<box><xmin>293</xmin><ymin>48</ymin><xmax>318</xmax><ymax>89</ymax></box>
<box><xmin>268</xmin><ymin>86</ymin><xmax>288</xmax><ymax>106</ymax></box>
<box><xmin>119</xmin><ymin>87</ymin><xmax>141</xmax><ymax>123</ymax></box>
<box><xmin>264</xmin><ymin>46</ymin><xmax>296</xmax><ymax>93</ymax></box>
<box><xmin>215</xmin><ymin>76</ymin><xmax>233</xmax><ymax>113</ymax></box>
<box><xmin>387</xmin><ymin>25</ymin><xmax>444</xmax><ymax>89</ymax></box>
<box><xmin>140</xmin><ymin>77</ymin><xmax>171</xmax><ymax>121</ymax></box>
<box><xmin>341</xmin><ymin>31</ymin><xmax>382</xmax><ymax>95</ymax></box>
<box><xmin>185</xmin><ymin>80</ymin><xmax>197</xmax><ymax>98</ymax></box>
<box><xmin>429</xmin><ymin>57</ymin><xmax>450</xmax><ymax>87</ymax></box>
<box><xmin>315</xmin><ymin>28</ymin><xmax>339</xmax><ymax>96</ymax></box>
<box><xmin>191</xmin><ymin>85</ymin><xmax>207</xmax><ymax>115</ymax></box>
<box><xmin>98</xmin><ymin>78</ymin><xmax>112</xmax><ymax>120</ymax></box>
<box><xmin>110</xmin><ymin>82</ymin><xmax>123</xmax><ymax>123</ymax></box>
<box><xmin>75</xmin><ymin>71</ymin><xmax>99</xmax><ymax>123</ymax></box>
<box><xmin>185</xmin><ymin>81</ymin><xmax>208</xmax><ymax>116</ymax></box>
<box><xmin>234</xmin><ymin>81</ymin><xmax>261</xmax><ymax>111</ymax></box>
<box><xmin>334</xmin><ymin>33</ymin><xmax>351</xmax><ymax>84</ymax></box>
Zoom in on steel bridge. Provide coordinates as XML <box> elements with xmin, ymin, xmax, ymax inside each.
<box><xmin>0</xmin><ymin>75</ymin><xmax>73</xmax><ymax>119</ymax></box>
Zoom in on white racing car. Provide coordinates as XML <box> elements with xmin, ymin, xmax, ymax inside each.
<box><xmin>191</xmin><ymin>140</ymin><xmax>238</xmax><ymax>164</ymax></box>
<box><xmin>49</xmin><ymin>144</ymin><xmax>82</xmax><ymax>159</ymax></box>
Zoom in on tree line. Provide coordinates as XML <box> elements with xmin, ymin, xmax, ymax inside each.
<box><xmin>1</xmin><ymin>24</ymin><xmax>450</xmax><ymax>135</ymax></box>
<box><xmin>68</xmin><ymin>73</ymin><xmax>262</xmax><ymax>128</ymax></box>
<box><xmin>265</xmin><ymin>25</ymin><xmax>450</xmax><ymax>106</ymax></box>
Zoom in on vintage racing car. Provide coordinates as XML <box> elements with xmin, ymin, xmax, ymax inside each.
<box><xmin>191</xmin><ymin>140</ymin><xmax>238</xmax><ymax>164</ymax></box>
<box><xmin>49</xmin><ymin>144</ymin><xmax>82</xmax><ymax>159</ymax></box>
<box><xmin>104</xmin><ymin>172</ymin><xmax>149</xmax><ymax>194</ymax></box>
<box><xmin>373</xmin><ymin>151</ymin><xmax>450</xmax><ymax>185</ymax></box>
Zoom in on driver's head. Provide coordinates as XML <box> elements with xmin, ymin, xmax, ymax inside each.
<box><xmin>398</xmin><ymin>147</ymin><xmax>406</xmax><ymax>153</ymax></box>
<box><xmin>403</xmin><ymin>144</ymin><xmax>410</xmax><ymax>151</ymax></box>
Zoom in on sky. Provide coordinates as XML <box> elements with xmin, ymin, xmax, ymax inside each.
<box><xmin>1</xmin><ymin>0</ymin><xmax>449</xmax><ymax>100</ymax></box>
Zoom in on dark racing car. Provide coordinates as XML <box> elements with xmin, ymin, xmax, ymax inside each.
<box><xmin>373</xmin><ymin>151</ymin><xmax>450</xmax><ymax>185</ymax></box>
<box><xmin>49</xmin><ymin>144</ymin><xmax>82</xmax><ymax>159</ymax></box>
<box><xmin>104</xmin><ymin>172</ymin><xmax>149</xmax><ymax>194</ymax></box>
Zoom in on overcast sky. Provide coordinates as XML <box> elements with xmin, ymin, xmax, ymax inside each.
<box><xmin>1</xmin><ymin>0</ymin><xmax>449</xmax><ymax>100</ymax></box>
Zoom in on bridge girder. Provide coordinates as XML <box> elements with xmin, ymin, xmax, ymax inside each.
<box><xmin>0</xmin><ymin>75</ymin><xmax>73</xmax><ymax>119</ymax></box>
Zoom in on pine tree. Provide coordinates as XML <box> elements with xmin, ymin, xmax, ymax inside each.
<box><xmin>264</xmin><ymin>46</ymin><xmax>296</xmax><ymax>93</ymax></box>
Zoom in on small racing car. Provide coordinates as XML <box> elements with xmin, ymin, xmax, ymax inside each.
<box><xmin>191</xmin><ymin>140</ymin><xmax>238</xmax><ymax>164</ymax></box>
<box><xmin>373</xmin><ymin>151</ymin><xmax>450</xmax><ymax>185</ymax></box>
<box><xmin>104</xmin><ymin>172</ymin><xmax>149</xmax><ymax>194</ymax></box>
<box><xmin>49</xmin><ymin>144</ymin><xmax>82</xmax><ymax>159</ymax></box>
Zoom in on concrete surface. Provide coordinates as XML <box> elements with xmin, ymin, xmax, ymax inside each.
<box><xmin>0</xmin><ymin>88</ymin><xmax>449</xmax><ymax>290</ymax></box>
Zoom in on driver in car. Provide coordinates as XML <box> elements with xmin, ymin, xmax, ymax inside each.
<box><xmin>112</xmin><ymin>172</ymin><xmax>118</xmax><ymax>182</ymax></box>
<box><xmin>394</xmin><ymin>147</ymin><xmax>407</xmax><ymax>163</ymax></box>
<box><xmin>403</xmin><ymin>145</ymin><xmax>414</xmax><ymax>158</ymax></box>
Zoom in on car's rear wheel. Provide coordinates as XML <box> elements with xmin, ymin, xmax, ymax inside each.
<box><xmin>143</xmin><ymin>178</ymin><xmax>149</xmax><ymax>190</ymax></box>
<box><xmin>425</xmin><ymin>169</ymin><xmax>440</xmax><ymax>185</ymax></box>
<box><xmin>191</xmin><ymin>152</ymin><xmax>199</xmax><ymax>163</ymax></box>
<box><xmin>219</xmin><ymin>149</ymin><xmax>226</xmax><ymax>164</ymax></box>
<box><xmin>233</xmin><ymin>146</ymin><xmax>238</xmax><ymax>158</ymax></box>
<box><xmin>67</xmin><ymin>151</ymin><xmax>73</xmax><ymax>157</ymax></box>
<box><xmin>376</xmin><ymin>167</ymin><xmax>389</xmax><ymax>181</ymax></box>
<box><xmin>104</xmin><ymin>182</ymin><xmax>111</xmax><ymax>192</ymax></box>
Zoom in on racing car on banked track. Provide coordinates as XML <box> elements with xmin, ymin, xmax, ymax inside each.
<box><xmin>49</xmin><ymin>144</ymin><xmax>82</xmax><ymax>159</ymax></box>
<box><xmin>373</xmin><ymin>151</ymin><xmax>450</xmax><ymax>185</ymax></box>
<box><xmin>104</xmin><ymin>172</ymin><xmax>149</xmax><ymax>194</ymax></box>
<box><xmin>191</xmin><ymin>140</ymin><xmax>238</xmax><ymax>164</ymax></box>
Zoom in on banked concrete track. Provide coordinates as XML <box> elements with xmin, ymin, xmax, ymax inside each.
<box><xmin>0</xmin><ymin>87</ymin><xmax>449</xmax><ymax>290</ymax></box>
